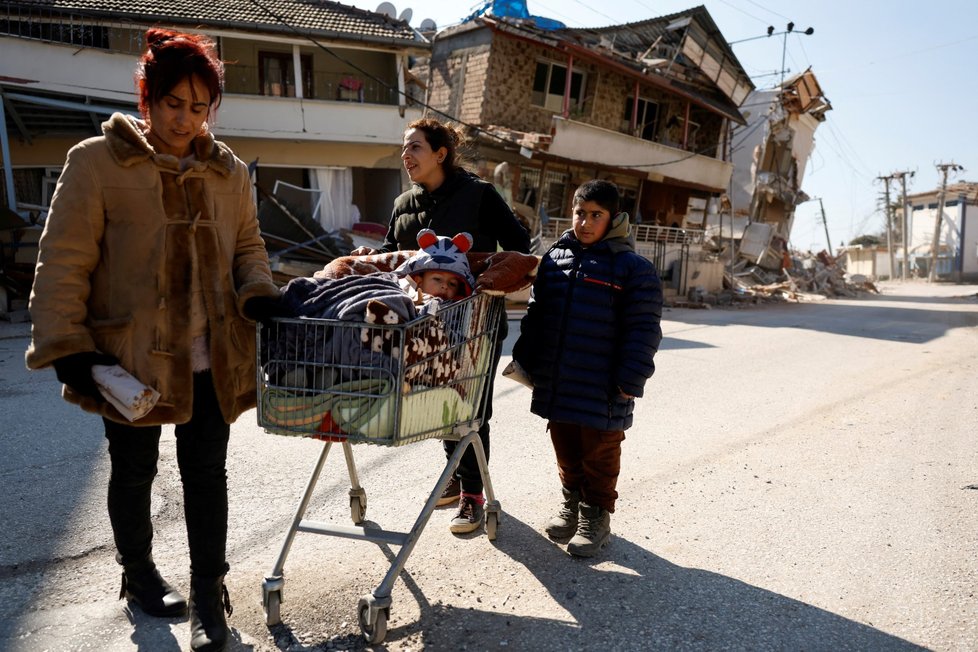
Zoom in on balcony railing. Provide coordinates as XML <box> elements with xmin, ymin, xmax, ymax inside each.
<box><xmin>224</xmin><ymin>64</ymin><xmax>400</xmax><ymax>106</ymax></box>
<box><xmin>541</xmin><ymin>218</ymin><xmax>705</xmax><ymax>246</ymax></box>
<box><xmin>1</xmin><ymin>3</ymin><xmax>145</xmax><ymax>54</ymax></box>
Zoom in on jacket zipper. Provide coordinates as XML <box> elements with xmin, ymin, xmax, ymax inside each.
<box><xmin>545</xmin><ymin>247</ymin><xmax>582</xmax><ymax>417</ymax></box>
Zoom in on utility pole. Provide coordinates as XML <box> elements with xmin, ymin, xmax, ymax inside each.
<box><xmin>892</xmin><ymin>170</ymin><xmax>914</xmax><ymax>281</ymax></box>
<box><xmin>928</xmin><ymin>162</ymin><xmax>963</xmax><ymax>282</ymax></box>
<box><xmin>877</xmin><ymin>174</ymin><xmax>896</xmax><ymax>280</ymax></box>
<box><xmin>816</xmin><ymin>197</ymin><xmax>831</xmax><ymax>253</ymax></box>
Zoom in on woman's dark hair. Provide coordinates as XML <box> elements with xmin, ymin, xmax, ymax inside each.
<box><xmin>406</xmin><ymin>118</ymin><xmax>465</xmax><ymax>173</ymax></box>
<box><xmin>573</xmin><ymin>179</ymin><xmax>620</xmax><ymax>215</ymax></box>
<box><xmin>135</xmin><ymin>28</ymin><xmax>224</xmax><ymax>121</ymax></box>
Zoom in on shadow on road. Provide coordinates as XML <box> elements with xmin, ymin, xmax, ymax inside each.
<box><xmin>263</xmin><ymin>513</ymin><xmax>929</xmax><ymax>650</ymax></box>
<box><xmin>394</xmin><ymin>515</ymin><xmax>926</xmax><ymax>652</ymax></box>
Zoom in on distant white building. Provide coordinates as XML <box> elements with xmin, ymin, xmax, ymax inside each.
<box><xmin>897</xmin><ymin>182</ymin><xmax>978</xmax><ymax>281</ymax></box>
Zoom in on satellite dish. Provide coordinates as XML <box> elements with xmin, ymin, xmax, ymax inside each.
<box><xmin>420</xmin><ymin>17</ymin><xmax>437</xmax><ymax>32</ymax></box>
<box><xmin>398</xmin><ymin>7</ymin><xmax>413</xmax><ymax>23</ymax></box>
<box><xmin>376</xmin><ymin>2</ymin><xmax>396</xmax><ymax>18</ymax></box>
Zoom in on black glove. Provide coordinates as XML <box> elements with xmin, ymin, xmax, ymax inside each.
<box><xmin>52</xmin><ymin>351</ymin><xmax>119</xmax><ymax>399</ymax></box>
<box><xmin>243</xmin><ymin>295</ymin><xmax>292</xmax><ymax>325</ymax></box>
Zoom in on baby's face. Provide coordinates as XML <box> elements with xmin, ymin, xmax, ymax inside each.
<box><xmin>419</xmin><ymin>271</ymin><xmax>462</xmax><ymax>299</ymax></box>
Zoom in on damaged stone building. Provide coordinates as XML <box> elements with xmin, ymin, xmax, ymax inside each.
<box><xmin>415</xmin><ymin>3</ymin><xmax>754</xmax><ymax>297</ymax></box>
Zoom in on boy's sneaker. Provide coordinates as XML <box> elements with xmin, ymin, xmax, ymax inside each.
<box><xmin>436</xmin><ymin>476</ymin><xmax>461</xmax><ymax>506</ymax></box>
<box><xmin>449</xmin><ymin>495</ymin><xmax>484</xmax><ymax>534</ymax></box>
<box><xmin>544</xmin><ymin>487</ymin><xmax>580</xmax><ymax>540</ymax></box>
<box><xmin>567</xmin><ymin>502</ymin><xmax>611</xmax><ymax>557</ymax></box>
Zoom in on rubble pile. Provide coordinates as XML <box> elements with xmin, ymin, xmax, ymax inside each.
<box><xmin>720</xmin><ymin>250</ymin><xmax>880</xmax><ymax>304</ymax></box>
<box><xmin>255</xmin><ymin>186</ymin><xmax>355</xmax><ymax>282</ymax></box>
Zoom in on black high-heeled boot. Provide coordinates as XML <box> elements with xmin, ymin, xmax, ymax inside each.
<box><xmin>188</xmin><ymin>574</ymin><xmax>233</xmax><ymax>652</ymax></box>
<box><xmin>119</xmin><ymin>557</ymin><xmax>187</xmax><ymax>617</ymax></box>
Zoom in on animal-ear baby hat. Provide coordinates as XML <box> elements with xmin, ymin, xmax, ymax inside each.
<box><xmin>394</xmin><ymin>229</ymin><xmax>476</xmax><ymax>297</ymax></box>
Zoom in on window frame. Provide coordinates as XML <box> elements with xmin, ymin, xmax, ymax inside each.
<box><xmin>258</xmin><ymin>51</ymin><xmax>313</xmax><ymax>98</ymax></box>
<box><xmin>624</xmin><ymin>95</ymin><xmax>660</xmax><ymax>141</ymax></box>
<box><xmin>531</xmin><ymin>59</ymin><xmax>586</xmax><ymax>113</ymax></box>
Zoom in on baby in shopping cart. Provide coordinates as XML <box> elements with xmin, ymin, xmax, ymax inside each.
<box><xmin>392</xmin><ymin>229</ymin><xmax>476</xmax><ymax>309</ymax></box>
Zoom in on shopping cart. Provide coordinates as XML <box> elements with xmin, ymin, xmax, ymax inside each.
<box><xmin>255</xmin><ymin>291</ymin><xmax>505</xmax><ymax>643</ymax></box>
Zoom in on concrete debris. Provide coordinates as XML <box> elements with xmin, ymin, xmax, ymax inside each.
<box><xmin>737</xmin><ymin>250</ymin><xmax>879</xmax><ymax>302</ymax></box>
<box><xmin>678</xmin><ymin>249</ymin><xmax>880</xmax><ymax>307</ymax></box>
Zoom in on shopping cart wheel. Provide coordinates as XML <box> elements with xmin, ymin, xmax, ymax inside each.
<box><xmin>349</xmin><ymin>488</ymin><xmax>367</xmax><ymax>524</ymax></box>
<box><xmin>262</xmin><ymin>577</ymin><xmax>284</xmax><ymax>626</ymax></box>
<box><xmin>357</xmin><ymin>595</ymin><xmax>388</xmax><ymax>644</ymax></box>
<box><xmin>264</xmin><ymin>591</ymin><xmax>282</xmax><ymax>626</ymax></box>
<box><xmin>486</xmin><ymin>511</ymin><xmax>499</xmax><ymax>540</ymax></box>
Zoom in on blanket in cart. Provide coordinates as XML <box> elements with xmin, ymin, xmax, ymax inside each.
<box><xmin>266</xmin><ymin>273</ymin><xmax>463</xmax><ymax>389</ymax></box>
<box><xmin>261</xmin><ymin>379</ymin><xmax>473</xmax><ymax>441</ymax></box>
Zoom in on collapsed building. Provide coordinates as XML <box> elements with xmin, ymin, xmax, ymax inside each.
<box><xmin>725</xmin><ymin>69</ymin><xmax>831</xmax><ymax>271</ymax></box>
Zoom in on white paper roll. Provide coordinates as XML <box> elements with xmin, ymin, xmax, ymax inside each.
<box><xmin>91</xmin><ymin>364</ymin><xmax>161</xmax><ymax>422</ymax></box>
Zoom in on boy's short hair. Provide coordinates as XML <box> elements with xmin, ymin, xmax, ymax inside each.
<box><xmin>573</xmin><ymin>179</ymin><xmax>620</xmax><ymax>215</ymax></box>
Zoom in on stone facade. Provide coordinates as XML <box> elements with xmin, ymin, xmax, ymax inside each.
<box><xmin>429</xmin><ymin>28</ymin><xmax>724</xmax><ymax>151</ymax></box>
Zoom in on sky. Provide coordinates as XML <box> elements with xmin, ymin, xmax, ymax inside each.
<box><xmin>345</xmin><ymin>0</ymin><xmax>978</xmax><ymax>251</ymax></box>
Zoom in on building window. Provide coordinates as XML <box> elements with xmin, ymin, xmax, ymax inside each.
<box><xmin>531</xmin><ymin>61</ymin><xmax>585</xmax><ymax>113</ymax></box>
<box><xmin>259</xmin><ymin>52</ymin><xmax>312</xmax><ymax>98</ymax></box>
<box><xmin>623</xmin><ymin>96</ymin><xmax>659</xmax><ymax>141</ymax></box>
<box><xmin>517</xmin><ymin>167</ymin><xmax>569</xmax><ymax>218</ymax></box>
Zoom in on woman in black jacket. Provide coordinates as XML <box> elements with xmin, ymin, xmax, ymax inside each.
<box><xmin>353</xmin><ymin>118</ymin><xmax>530</xmax><ymax>534</ymax></box>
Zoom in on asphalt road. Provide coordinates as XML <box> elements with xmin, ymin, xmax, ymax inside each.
<box><xmin>1</xmin><ymin>280</ymin><xmax>976</xmax><ymax>651</ymax></box>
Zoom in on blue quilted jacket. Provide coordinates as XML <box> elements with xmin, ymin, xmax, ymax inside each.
<box><xmin>513</xmin><ymin>213</ymin><xmax>663</xmax><ymax>431</ymax></box>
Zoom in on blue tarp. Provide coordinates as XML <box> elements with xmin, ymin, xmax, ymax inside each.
<box><xmin>465</xmin><ymin>0</ymin><xmax>566</xmax><ymax>30</ymax></box>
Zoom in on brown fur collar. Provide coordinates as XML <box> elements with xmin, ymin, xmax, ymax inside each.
<box><xmin>102</xmin><ymin>112</ymin><xmax>235</xmax><ymax>176</ymax></box>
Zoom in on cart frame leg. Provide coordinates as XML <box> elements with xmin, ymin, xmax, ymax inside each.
<box><xmin>262</xmin><ymin>439</ymin><xmax>336</xmax><ymax>620</ymax></box>
<box><xmin>368</xmin><ymin>430</ymin><xmax>479</xmax><ymax>602</ymax></box>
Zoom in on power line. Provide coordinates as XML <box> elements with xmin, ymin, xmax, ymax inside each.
<box><xmin>528</xmin><ymin>0</ymin><xmax>588</xmax><ymax>27</ymax></box>
<box><xmin>567</xmin><ymin>0</ymin><xmax>624</xmax><ymax>26</ymax></box>
<box><xmin>629</xmin><ymin>0</ymin><xmax>658</xmax><ymax>14</ymax></box>
<box><xmin>742</xmin><ymin>0</ymin><xmax>792</xmax><ymax>22</ymax></box>
<box><xmin>821</xmin><ymin>121</ymin><xmax>874</xmax><ymax>179</ymax></box>
<box><xmin>712</xmin><ymin>0</ymin><xmax>768</xmax><ymax>25</ymax></box>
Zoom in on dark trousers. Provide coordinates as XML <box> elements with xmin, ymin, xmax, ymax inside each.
<box><xmin>443</xmin><ymin>313</ymin><xmax>507</xmax><ymax>495</ymax></box>
<box><xmin>104</xmin><ymin>371</ymin><xmax>230</xmax><ymax>577</ymax></box>
<box><xmin>548</xmin><ymin>421</ymin><xmax>625</xmax><ymax>513</ymax></box>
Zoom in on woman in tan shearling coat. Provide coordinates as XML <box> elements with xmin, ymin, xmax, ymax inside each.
<box><xmin>25</xmin><ymin>29</ymin><xmax>281</xmax><ymax>652</ymax></box>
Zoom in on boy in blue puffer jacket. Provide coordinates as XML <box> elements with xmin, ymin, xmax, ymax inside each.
<box><xmin>512</xmin><ymin>179</ymin><xmax>663</xmax><ymax>557</ymax></box>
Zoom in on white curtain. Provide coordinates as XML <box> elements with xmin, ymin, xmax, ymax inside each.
<box><xmin>310</xmin><ymin>167</ymin><xmax>355</xmax><ymax>231</ymax></box>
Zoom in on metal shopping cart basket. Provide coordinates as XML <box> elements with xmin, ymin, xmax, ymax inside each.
<box><xmin>255</xmin><ymin>291</ymin><xmax>505</xmax><ymax>643</ymax></box>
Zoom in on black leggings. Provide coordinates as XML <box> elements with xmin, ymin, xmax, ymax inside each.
<box><xmin>443</xmin><ymin>314</ymin><xmax>507</xmax><ymax>495</ymax></box>
<box><xmin>104</xmin><ymin>371</ymin><xmax>230</xmax><ymax>577</ymax></box>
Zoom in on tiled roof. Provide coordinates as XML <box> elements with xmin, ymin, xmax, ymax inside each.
<box><xmin>5</xmin><ymin>0</ymin><xmax>425</xmax><ymax>45</ymax></box>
